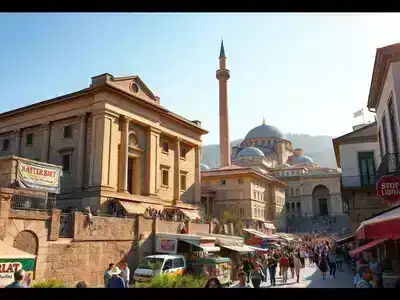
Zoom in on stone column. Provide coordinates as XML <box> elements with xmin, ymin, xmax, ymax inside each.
<box><xmin>145</xmin><ymin>127</ymin><xmax>161</xmax><ymax>196</ymax></box>
<box><xmin>134</xmin><ymin>158</ymin><xmax>141</xmax><ymax>195</ymax></box>
<box><xmin>49</xmin><ymin>209</ymin><xmax>61</xmax><ymax>241</ymax></box>
<box><xmin>14</xmin><ymin>129</ymin><xmax>21</xmax><ymax>156</ymax></box>
<box><xmin>173</xmin><ymin>138</ymin><xmax>181</xmax><ymax>202</ymax></box>
<box><xmin>118</xmin><ymin>116</ymin><xmax>129</xmax><ymax>193</ymax></box>
<box><xmin>194</xmin><ymin>146</ymin><xmax>201</xmax><ymax>204</ymax></box>
<box><xmin>76</xmin><ymin>114</ymin><xmax>87</xmax><ymax>189</ymax></box>
<box><xmin>41</xmin><ymin>122</ymin><xmax>51</xmax><ymax>162</ymax></box>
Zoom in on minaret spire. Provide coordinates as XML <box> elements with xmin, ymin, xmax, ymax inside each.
<box><xmin>263</xmin><ymin>116</ymin><xmax>266</xmax><ymax>125</ymax></box>
<box><xmin>216</xmin><ymin>40</ymin><xmax>231</xmax><ymax>167</ymax></box>
<box><xmin>219</xmin><ymin>38</ymin><xmax>226</xmax><ymax>58</ymax></box>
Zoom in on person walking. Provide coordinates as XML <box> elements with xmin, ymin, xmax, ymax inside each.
<box><xmin>335</xmin><ymin>248</ymin><xmax>344</xmax><ymax>271</ymax></box>
<box><xmin>356</xmin><ymin>266</ymin><xmax>374</xmax><ymax>288</ymax></box>
<box><xmin>107</xmin><ymin>267</ymin><xmax>126</xmax><ymax>288</ymax></box>
<box><xmin>299</xmin><ymin>247</ymin><xmax>306</xmax><ymax>268</ymax></box>
<box><xmin>231</xmin><ymin>271</ymin><xmax>252</xmax><ymax>288</ymax></box>
<box><xmin>327</xmin><ymin>249</ymin><xmax>337</xmax><ymax>279</ymax></box>
<box><xmin>104</xmin><ymin>263</ymin><xmax>115</xmax><ymax>288</ymax></box>
<box><xmin>243</xmin><ymin>258</ymin><xmax>252</xmax><ymax>284</ymax></box>
<box><xmin>319</xmin><ymin>252</ymin><xmax>328</xmax><ymax>280</ymax></box>
<box><xmin>279</xmin><ymin>253</ymin><xmax>289</xmax><ymax>283</ymax></box>
<box><xmin>120</xmin><ymin>262</ymin><xmax>130</xmax><ymax>288</ymax></box>
<box><xmin>289</xmin><ymin>253</ymin><xmax>295</xmax><ymax>279</ymax></box>
<box><xmin>250</xmin><ymin>263</ymin><xmax>264</xmax><ymax>288</ymax></box>
<box><xmin>267</xmin><ymin>255</ymin><xmax>278</xmax><ymax>286</ymax></box>
<box><xmin>262</xmin><ymin>255</ymin><xmax>268</xmax><ymax>283</ymax></box>
<box><xmin>5</xmin><ymin>270</ymin><xmax>27</xmax><ymax>288</ymax></box>
<box><xmin>293</xmin><ymin>252</ymin><xmax>302</xmax><ymax>283</ymax></box>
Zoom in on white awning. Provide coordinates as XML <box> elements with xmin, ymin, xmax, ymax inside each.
<box><xmin>220</xmin><ymin>245</ymin><xmax>254</xmax><ymax>253</ymax></box>
<box><xmin>181</xmin><ymin>239</ymin><xmax>219</xmax><ymax>252</ymax></box>
<box><xmin>246</xmin><ymin>245</ymin><xmax>269</xmax><ymax>252</ymax></box>
<box><xmin>119</xmin><ymin>201</ymin><xmax>146</xmax><ymax>214</ymax></box>
<box><xmin>201</xmin><ymin>246</ymin><xmax>221</xmax><ymax>253</ymax></box>
<box><xmin>179</xmin><ymin>208</ymin><xmax>201</xmax><ymax>220</ymax></box>
<box><xmin>243</xmin><ymin>228</ymin><xmax>269</xmax><ymax>238</ymax></box>
<box><xmin>263</xmin><ymin>223</ymin><xmax>276</xmax><ymax>230</ymax></box>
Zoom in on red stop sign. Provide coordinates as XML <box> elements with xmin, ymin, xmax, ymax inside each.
<box><xmin>376</xmin><ymin>175</ymin><xmax>400</xmax><ymax>202</ymax></box>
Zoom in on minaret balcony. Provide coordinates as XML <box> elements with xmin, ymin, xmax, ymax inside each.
<box><xmin>216</xmin><ymin>69</ymin><xmax>230</xmax><ymax>80</ymax></box>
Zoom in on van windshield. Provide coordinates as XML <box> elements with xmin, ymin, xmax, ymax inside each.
<box><xmin>137</xmin><ymin>258</ymin><xmax>164</xmax><ymax>270</ymax></box>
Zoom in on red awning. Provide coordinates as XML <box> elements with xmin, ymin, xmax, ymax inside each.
<box><xmin>349</xmin><ymin>238</ymin><xmax>390</xmax><ymax>257</ymax></box>
<box><xmin>356</xmin><ymin>206</ymin><xmax>400</xmax><ymax>239</ymax></box>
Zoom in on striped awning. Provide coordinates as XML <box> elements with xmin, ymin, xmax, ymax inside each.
<box><xmin>179</xmin><ymin>208</ymin><xmax>201</xmax><ymax>220</ymax></box>
<box><xmin>118</xmin><ymin>201</ymin><xmax>146</xmax><ymax>215</ymax></box>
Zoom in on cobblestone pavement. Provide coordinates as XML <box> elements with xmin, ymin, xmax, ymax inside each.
<box><xmin>233</xmin><ymin>263</ymin><xmax>355</xmax><ymax>288</ymax></box>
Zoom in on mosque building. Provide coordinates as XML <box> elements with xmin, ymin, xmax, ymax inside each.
<box><xmin>200</xmin><ymin>41</ymin><xmax>344</xmax><ymax>232</ymax></box>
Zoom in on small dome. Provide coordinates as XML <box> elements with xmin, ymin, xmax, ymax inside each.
<box><xmin>200</xmin><ymin>163</ymin><xmax>210</xmax><ymax>171</ymax></box>
<box><xmin>238</xmin><ymin>147</ymin><xmax>265</xmax><ymax>157</ymax></box>
<box><xmin>294</xmin><ymin>156</ymin><xmax>314</xmax><ymax>164</ymax></box>
<box><xmin>276</xmin><ymin>163</ymin><xmax>291</xmax><ymax>169</ymax></box>
<box><xmin>244</xmin><ymin>123</ymin><xmax>284</xmax><ymax>140</ymax></box>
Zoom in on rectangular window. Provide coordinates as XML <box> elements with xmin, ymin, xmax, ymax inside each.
<box><xmin>62</xmin><ymin>154</ymin><xmax>71</xmax><ymax>172</ymax></box>
<box><xmin>63</xmin><ymin>125</ymin><xmax>73</xmax><ymax>139</ymax></box>
<box><xmin>220</xmin><ymin>179</ymin><xmax>226</xmax><ymax>185</ymax></box>
<box><xmin>26</xmin><ymin>133</ymin><xmax>34</xmax><ymax>146</ymax></box>
<box><xmin>173</xmin><ymin>258</ymin><xmax>184</xmax><ymax>268</ymax></box>
<box><xmin>296</xmin><ymin>188</ymin><xmax>300</xmax><ymax>196</ymax></box>
<box><xmin>180</xmin><ymin>147</ymin><xmax>187</xmax><ymax>159</ymax></box>
<box><xmin>162</xmin><ymin>141</ymin><xmax>169</xmax><ymax>153</ymax></box>
<box><xmin>162</xmin><ymin>169</ymin><xmax>169</xmax><ymax>186</ymax></box>
<box><xmin>253</xmin><ymin>207</ymin><xmax>256</xmax><ymax>216</ymax></box>
<box><xmin>253</xmin><ymin>191</ymin><xmax>256</xmax><ymax>199</ymax></box>
<box><xmin>382</xmin><ymin>114</ymin><xmax>389</xmax><ymax>155</ymax></box>
<box><xmin>180</xmin><ymin>173</ymin><xmax>186</xmax><ymax>190</ymax></box>
<box><xmin>239</xmin><ymin>208</ymin><xmax>244</xmax><ymax>216</ymax></box>
<box><xmin>238</xmin><ymin>178</ymin><xmax>243</xmax><ymax>184</ymax></box>
<box><xmin>358</xmin><ymin>151</ymin><xmax>376</xmax><ymax>186</ymax></box>
<box><xmin>2</xmin><ymin>139</ymin><xmax>9</xmax><ymax>151</ymax></box>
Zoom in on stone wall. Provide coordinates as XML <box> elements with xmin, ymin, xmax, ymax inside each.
<box><xmin>0</xmin><ymin>188</ymin><xmax>237</xmax><ymax>286</ymax></box>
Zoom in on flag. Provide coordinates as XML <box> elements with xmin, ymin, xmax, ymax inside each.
<box><xmin>353</xmin><ymin>109</ymin><xmax>363</xmax><ymax>118</ymax></box>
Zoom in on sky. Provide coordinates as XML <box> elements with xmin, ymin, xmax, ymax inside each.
<box><xmin>0</xmin><ymin>13</ymin><xmax>398</xmax><ymax>145</ymax></box>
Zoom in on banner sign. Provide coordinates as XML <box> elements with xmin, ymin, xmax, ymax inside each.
<box><xmin>156</xmin><ymin>238</ymin><xmax>178</xmax><ymax>254</ymax></box>
<box><xmin>16</xmin><ymin>160</ymin><xmax>62</xmax><ymax>194</ymax></box>
<box><xmin>0</xmin><ymin>259</ymin><xmax>35</xmax><ymax>288</ymax></box>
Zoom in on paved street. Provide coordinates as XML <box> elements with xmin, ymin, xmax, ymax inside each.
<box><xmin>234</xmin><ymin>263</ymin><xmax>355</xmax><ymax>288</ymax></box>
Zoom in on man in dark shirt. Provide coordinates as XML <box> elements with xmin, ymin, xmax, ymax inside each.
<box><xmin>5</xmin><ymin>269</ymin><xmax>27</xmax><ymax>288</ymax></box>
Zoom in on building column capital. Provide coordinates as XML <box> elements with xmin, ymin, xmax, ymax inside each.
<box><xmin>148</xmin><ymin>126</ymin><xmax>162</xmax><ymax>135</ymax></box>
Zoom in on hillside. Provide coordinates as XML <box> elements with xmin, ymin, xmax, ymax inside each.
<box><xmin>201</xmin><ymin>133</ymin><xmax>337</xmax><ymax>169</ymax></box>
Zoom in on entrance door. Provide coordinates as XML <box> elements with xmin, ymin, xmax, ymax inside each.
<box><xmin>127</xmin><ymin>157</ymin><xmax>134</xmax><ymax>194</ymax></box>
<box><xmin>318</xmin><ymin>198</ymin><xmax>328</xmax><ymax>216</ymax></box>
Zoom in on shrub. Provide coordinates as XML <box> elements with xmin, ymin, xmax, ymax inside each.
<box><xmin>31</xmin><ymin>279</ymin><xmax>68</xmax><ymax>288</ymax></box>
<box><xmin>133</xmin><ymin>274</ymin><xmax>207</xmax><ymax>288</ymax></box>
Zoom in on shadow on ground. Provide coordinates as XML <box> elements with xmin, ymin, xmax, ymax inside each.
<box><xmin>305</xmin><ymin>266</ymin><xmax>354</xmax><ymax>288</ymax></box>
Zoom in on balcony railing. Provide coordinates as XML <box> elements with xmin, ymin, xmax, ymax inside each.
<box><xmin>341</xmin><ymin>175</ymin><xmax>377</xmax><ymax>188</ymax></box>
<box><xmin>377</xmin><ymin>153</ymin><xmax>400</xmax><ymax>177</ymax></box>
<box><xmin>10</xmin><ymin>193</ymin><xmax>56</xmax><ymax>211</ymax></box>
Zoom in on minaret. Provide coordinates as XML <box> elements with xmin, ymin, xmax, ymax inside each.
<box><xmin>216</xmin><ymin>39</ymin><xmax>231</xmax><ymax>167</ymax></box>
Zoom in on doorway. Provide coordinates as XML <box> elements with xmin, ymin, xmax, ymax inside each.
<box><xmin>318</xmin><ymin>198</ymin><xmax>328</xmax><ymax>216</ymax></box>
<box><xmin>127</xmin><ymin>157</ymin><xmax>134</xmax><ymax>194</ymax></box>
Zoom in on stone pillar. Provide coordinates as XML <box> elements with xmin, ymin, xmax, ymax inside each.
<box><xmin>14</xmin><ymin>129</ymin><xmax>21</xmax><ymax>157</ymax></box>
<box><xmin>0</xmin><ymin>189</ymin><xmax>12</xmax><ymax>240</ymax></box>
<box><xmin>134</xmin><ymin>158</ymin><xmax>141</xmax><ymax>195</ymax></box>
<box><xmin>118</xmin><ymin>116</ymin><xmax>129</xmax><ymax>193</ymax></box>
<box><xmin>49</xmin><ymin>209</ymin><xmax>61</xmax><ymax>241</ymax></box>
<box><xmin>194</xmin><ymin>146</ymin><xmax>201</xmax><ymax>204</ymax></box>
<box><xmin>145</xmin><ymin>127</ymin><xmax>161</xmax><ymax>196</ymax></box>
<box><xmin>41</xmin><ymin>122</ymin><xmax>51</xmax><ymax>162</ymax></box>
<box><xmin>76</xmin><ymin>114</ymin><xmax>87</xmax><ymax>189</ymax></box>
<box><xmin>174</xmin><ymin>138</ymin><xmax>181</xmax><ymax>202</ymax></box>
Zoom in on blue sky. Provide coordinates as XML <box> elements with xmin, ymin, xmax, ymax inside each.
<box><xmin>0</xmin><ymin>13</ymin><xmax>398</xmax><ymax>145</ymax></box>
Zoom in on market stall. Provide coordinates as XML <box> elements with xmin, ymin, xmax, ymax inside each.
<box><xmin>0</xmin><ymin>241</ymin><xmax>36</xmax><ymax>288</ymax></box>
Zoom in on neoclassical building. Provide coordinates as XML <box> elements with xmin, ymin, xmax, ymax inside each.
<box><xmin>0</xmin><ymin>73</ymin><xmax>207</xmax><ymax>216</ymax></box>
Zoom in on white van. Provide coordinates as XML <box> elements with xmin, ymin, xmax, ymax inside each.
<box><xmin>133</xmin><ymin>254</ymin><xmax>186</xmax><ymax>283</ymax></box>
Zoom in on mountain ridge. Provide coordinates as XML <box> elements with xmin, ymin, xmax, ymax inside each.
<box><xmin>201</xmin><ymin>133</ymin><xmax>337</xmax><ymax>169</ymax></box>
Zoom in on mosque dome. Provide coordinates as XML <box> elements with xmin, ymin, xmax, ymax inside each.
<box><xmin>200</xmin><ymin>163</ymin><xmax>210</xmax><ymax>171</ymax></box>
<box><xmin>276</xmin><ymin>163</ymin><xmax>291</xmax><ymax>169</ymax></box>
<box><xmin>293</xmin><ymin>156</ymin><xmax>314</xmax><ymax>164</ymax></box>
<box><xmin>244</xmin><ymin>120</ymin><xmax>284</xmax><ymax>140</ymax></box>
<box><xmin>238</xmin><ymin>146</ymin><xmax>265</xmax><ymax>157</ymax></box>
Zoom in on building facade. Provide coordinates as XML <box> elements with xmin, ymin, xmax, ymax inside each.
<box><xmin>333</xmin><ymin>122</ymin><xmax>390</xmax><ymax>231</ymax></box>
<box><xmin>367</xmin><ymin>43</ymin><xmax>400</xmax><ymax>179</ymax></box>
<box><xmin>0</xmin><ymin>73</ymin><xmax>208</xmax><ymax>214</ymax></box>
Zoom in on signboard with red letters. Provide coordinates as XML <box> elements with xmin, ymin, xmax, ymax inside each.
<box><xmin>376</xmin><ymin>175</ymin><xmax>400</xmax><ymax>202</ymax></box>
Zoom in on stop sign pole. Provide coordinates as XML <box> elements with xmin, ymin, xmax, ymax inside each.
<box><xmin>376</xmin><ymin>175</ymin><xmax>400</xmax><ymax>202</ymax></box>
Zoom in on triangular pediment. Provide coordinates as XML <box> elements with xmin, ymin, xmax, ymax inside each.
<box><xmin>107</xmin><ymin>75</ymin><xmax>160</xmax><ymax>105</ymax></box>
